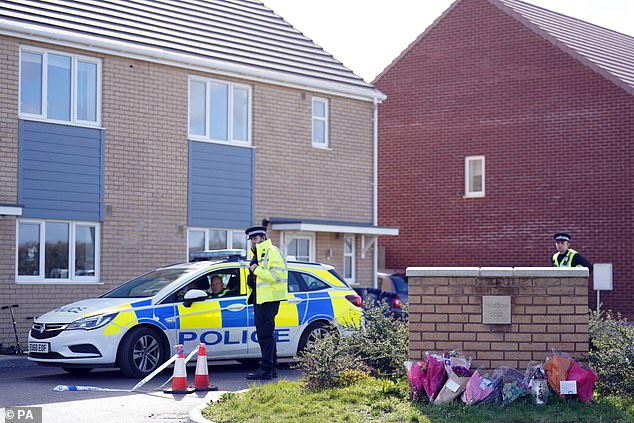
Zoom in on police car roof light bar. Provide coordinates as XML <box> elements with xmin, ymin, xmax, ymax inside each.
<box><xmin>189</xmin><ymin>249</ymin><xmax>246</xmax><ymax>262</ymax></box>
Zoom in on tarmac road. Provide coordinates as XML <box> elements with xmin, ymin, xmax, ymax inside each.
<box><xmin>0</xmin><ymin>354</ymin><xmax>300</xmax><ymax>423</ymax></box>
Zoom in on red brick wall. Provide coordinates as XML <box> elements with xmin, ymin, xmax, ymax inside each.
<box><xmin>375</xmin><ymin>0</ymin><xmax>634</xmax><ymax>318</ymax></box>
<box><xmin>407</xmin><ymin>267</ymin><xmax>589</xmax><ymax>370</ymax></box>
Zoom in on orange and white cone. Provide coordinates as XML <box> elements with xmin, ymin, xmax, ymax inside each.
<box><xmin>163</xmin><ymin>345</ymin><xmax>194</xmax><ymax>394</ymax></box>
<box><xmin>191</xmin><ymin>343</ymin><xmax>218</xmax><ymax>392</ymax></box>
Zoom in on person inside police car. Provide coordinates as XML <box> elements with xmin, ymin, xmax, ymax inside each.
<box><xmin>552</xmin><ymin>232</ymin><xmax>593</xmax><ymax>271</ymax></box>
<box><xmin>245</xmin><ymin>224</ymin><xmax>288</xmax><ymax>380</ymax></box>
<box><xmin>209</xmin><ymin>275</ymin><xmax>230</xmax><ymax>298</ymax></box>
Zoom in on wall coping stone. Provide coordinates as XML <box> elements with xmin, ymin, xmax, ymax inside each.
<box><xmin>406</xmin><ymin>267</ymin><xmax>480</xmax><ymax>277</ymax></box>
<box><xmin>406</xmin><ymin>267</ymin><xmax>588</xmax><ymax>278</ymax></box>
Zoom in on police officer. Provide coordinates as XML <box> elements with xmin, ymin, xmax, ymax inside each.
<box><xmin>552</xmin><ymin>233</ymin><xmax>593</xmax><ymax>271</ymax></box>
<box><xmin>209</xmin><ymin>276</ymin><xmax>230</xmax><ymax>298</ymax></box>
<box><xmin>245</xmin><ymin>225</ymin><xmax>288</xmax><ymax>380</ymax></box>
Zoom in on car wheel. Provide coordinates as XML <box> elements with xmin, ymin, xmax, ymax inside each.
<box><xmin>117</xmin><ymin>327</ymin><xmax>166</xmax><ymax>378</ymax></box>
<box><xmin>297</xmin><ymin>321</ymin><xmax>333</xmax><ymax>353</ymax></box>
<box><xmin>61</xmin><ymin>367</ymin><xmax>93</xmax><ymax>375</ymax></box>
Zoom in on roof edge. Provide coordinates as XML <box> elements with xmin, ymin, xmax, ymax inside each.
<box><xmin>268</xmin><ymin>217</ymin><xmax>399</xmax><ymax>236</ymax></box>
<box><xmin>489</xmin><ymin>0</ymin><xmax>634</xmax><ymax>97</ymax></box>
<box><xmin>1</xmin><ymin>21</ymin><xmax>385</xmax><ymax>102</ymax></box>
<box><xmin>373</xmin><ymin>0</ymin><xmax>464</xmax><ymax>84</ymax></box>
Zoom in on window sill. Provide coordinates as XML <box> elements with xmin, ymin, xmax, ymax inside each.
<box><xmin>312</xmin><ymin>144</ymin><xmax>332</xmax><ymax>151</ymax></box>
<box><xmin>16</xmin><ymin>280</ymin><xmax>103</xmax><ymax>285</ymax></box>
<box><xmin>188</xmin><ymin>137</ymin><xmax>254</xmax><ymax>148</ymax></box>
<box><xmin>463</xmin><ymin>193</ymin><xmax>485</xmax><ymax>199</ymax></box>
<box><xmin>19</xmin><ymin>115</ymin><xmax>103</xmax><ymax>130</ymax></box>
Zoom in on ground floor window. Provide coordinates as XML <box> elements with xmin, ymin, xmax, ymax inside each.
<box><xmin>284</xmin><ymin>233</ymin><xmax>314</xmax><ymax>262</ymax></box>
<box><xmin>187</xmin><ymin>227</ymin><xmax>246</xmax><ymax>259</ymax></box>
<box><xmin>16</xmin><ymin>219</ymin><xmax>99</xmax><ymax>282</ymax></box>
<box><xmin>343</xmin><ymin>234</ymin><xmax>355</xmax><ymax>284</ymax></box>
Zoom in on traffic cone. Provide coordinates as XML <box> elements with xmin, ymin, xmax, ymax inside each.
<box><xmin>191</xmin><ymin>343</ymin><xmax>218</xmax><ymax>392</ymax></box>
<box><xmin>164</xmin><ymin>345</ymin><xmax>194</xmax><ymax>394</ymax></box>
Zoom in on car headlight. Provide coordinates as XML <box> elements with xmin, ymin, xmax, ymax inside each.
<box><xmin>66</xmin><ymin>313</ymin><xmax>118</xmax><ymax>331</ymax></box>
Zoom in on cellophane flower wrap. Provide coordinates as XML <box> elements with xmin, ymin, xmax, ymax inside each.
<box><xmin>499</xmin><ymin>367</ymin><xmax>529</xmax><ymax>406</ymax></box>
<box><xmin>462</xmin><ymin>368</ymin><xmax>501</xmax><ymax>405</ymax></box>
<box><xmin>442</xmin><ymin>349</ymin><xmax>471</xmax><ymax>373</ymax></box>
<box><xmin>479</xmin><ymin>368</ymin><xmax>504</xmax><ymax>404</ymax></box>
<box><xmin>405</xmin><ymin>360</ymin><xmax>426</xmax><ymax>401</ymax></box>
<box><xmin>567</xmin><ymin>360</ymin><xmax>597</xmax><ymax>403</ymax></box>
<box><xmin>434</xmin><ymin>366</ymin><xmax>472</xmax><ymax>404</ymax></box>
<box><xmin>421</xmin><ymin>352</ymin><xmax>447</xmax><ymax>403</ymax></box>
<box><xmin>544</xmin><ymin>351</ymin><xmax>573</xmax><ymax>396</ymax></box>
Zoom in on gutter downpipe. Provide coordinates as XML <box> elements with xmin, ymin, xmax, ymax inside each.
<box><xmin>373</xmin><ymin>97</ymin><xmax>379</xmax><ymax>290</ymax></box>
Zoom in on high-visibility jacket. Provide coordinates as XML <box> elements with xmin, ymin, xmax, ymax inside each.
<box><xmin>552</xmin><ymin>249</ymin><xmax>577</xmax><ymax>267</ymax></box>
<box><xmin>247</xmin><ymin>239</ymin><xmax>288</xmax><ymax>304</ymax></box>
<box><xmin>210</xmin><ymin>288</ymin><xmax>230</xmax><ymax>299</ymax></box>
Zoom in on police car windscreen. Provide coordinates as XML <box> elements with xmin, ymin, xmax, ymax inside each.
<box><xmin>101</xmin><ymin>268</ymin><xmax>192</xmax><ymax>298</ymax></box>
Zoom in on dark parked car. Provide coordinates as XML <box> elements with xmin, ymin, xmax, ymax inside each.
<box><xmin>377</xmin><ymin>272</ymin><xmax>408</xmax><ymax>305</ymax></box>
<box><xmin>354</xmin><ymin>273</ymin><xmax>408</xmax><ymax>318</ymax></box>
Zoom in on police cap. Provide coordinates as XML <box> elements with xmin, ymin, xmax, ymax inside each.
<box><xmin>245</xmin><ymin>226</ymin><xmax>267</xmax><ymax>239</ymax></box>
<box><xmin>553</xmin><ymin>233</ymin><xmax>571</xmax><ymax>242</ymax></box>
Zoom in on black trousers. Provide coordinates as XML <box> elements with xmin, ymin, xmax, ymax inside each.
<box><xmin>253</xmin><ymin>301</ymin><xmax>280</xmax><ymax>372</ymax></box>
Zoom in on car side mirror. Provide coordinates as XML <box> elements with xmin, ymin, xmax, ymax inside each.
<box><xmin>182</xmin><ymin>289</ymin><xmax>208</xmax><ymax>308</ymax></box>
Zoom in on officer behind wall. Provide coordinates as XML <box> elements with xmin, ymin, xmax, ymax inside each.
<box><xmin>552</xmin><ymin>232</ymin><xmax>593</xmax><ymax>271</ymax></box>
<box><xmin>245</xmin><ymin>225</ymin><xmax>288</xmax><ymax>380</ymax></box>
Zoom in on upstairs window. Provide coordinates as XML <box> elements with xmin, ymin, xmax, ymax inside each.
<box><xmin>19</xmin><ymin>47</ymin><xmax>101</xmax><ymax>125</ymax></box>
<box><xmin>465</xmin><ymin>156</ymin><xmax>485</xmax><ymax>198</ymax></box>
<box><xmin>312</xmin><ymin>97</ymin><xmax>328</xmax><ymax>148</ymax></box>
<box><xmin>188</xmin><ymin>77</ymin><xmax>251</xmax><ymax>145</ymax></box>
<box><xmin>187</xmin><ymin>228</ymin><xmax>246</xmax><ymax>260</ymax></box>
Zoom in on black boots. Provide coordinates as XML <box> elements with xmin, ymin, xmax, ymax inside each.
<box><xmin>246</xmin><ymin>369</ymin><xmax>272</xmax><ymax>380</ymax></box>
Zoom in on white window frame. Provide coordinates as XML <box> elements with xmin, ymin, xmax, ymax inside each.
<box><xmin>311</xmin><ymin>96</ymin><xmax>329</xmax><ymax>148</ymax></box>
<box><xmin>187</xmin><ymin>227</ymin><xmax>246</xmax><ymax>259</ymax></box>
<box><xmin>343</xmin><ymin>234</ymin><xmax>356</xmax><ymax>284</ymax></box>
<box><xmin>465</xmin><ymin>155</ymin><xmax>485</xmax><ymax>198</ymax></box>
<box><xmin>282</xmin><ymin>232</ymin><xmax>315</xmax><ymax>262</ymax></box>
<box><xmin>18</xmin><ymin>46</ymin><xmax>102</xmax><ymax>127</ymax></box>
<box><xmin>15</xmin><ymin>219</ymin><xmax>101</xmax><ymax>284</ymax></box>
<box><xmin>187</xmin><ymin>76</ymin><xmax>252</xmax><ymax>146</ymax></box>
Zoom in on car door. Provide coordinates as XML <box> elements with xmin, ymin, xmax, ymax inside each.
<box><xmin>172</xmin><ymin>268</ymin><xmax>248</xmax><ymax>358</ymax></box>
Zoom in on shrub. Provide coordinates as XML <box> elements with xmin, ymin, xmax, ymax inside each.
<box><xmin>588</xmin><ymin>309</ymin><xmax>634</xmax><ymax>396</ymax></box>
<box><xmin>295</xmin><ymin>299</ymin><xmax>409</xmax><ymax>389</ymax></box>
<box><xmin>294</xmin><ymin>326</ymin><xmax>364</xmax><ymax>391</ymax></box>
<box><xmin>342</xmin><ymin>299</ymin><xmax>409</xmax><ymax>378</ymax></box>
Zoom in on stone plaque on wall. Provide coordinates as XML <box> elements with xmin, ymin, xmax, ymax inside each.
<box><xmin>482</xmin><ymin>296</ymin><xmax>511</xmax><ymax>324</ymax></box>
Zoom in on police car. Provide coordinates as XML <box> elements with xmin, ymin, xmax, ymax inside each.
<box><xmin>28</xmin><ymin>250</ymin><xmax>363</xmax><ymax>377</ymax></box>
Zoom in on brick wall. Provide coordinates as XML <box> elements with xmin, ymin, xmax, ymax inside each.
<box><xmin>407</xmin><ymin>267</ymin><xmax>589</xmax><ymax>370</ymax></box>
<box><xmin>253</xmin><ymin>84</ymin><xmax>374</xmax><ymax>223</ymax></box>
<box><xmin>0</xmin><ymin>36</ymin><xmax>18</xmax><ymax>203</ymax></box>
<box><xmin>375</xmin><ymin>0</ymin><xmax>634</xmax><ymax>319</ymax></box>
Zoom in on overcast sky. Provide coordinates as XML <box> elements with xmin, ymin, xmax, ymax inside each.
<box><xmin>262</xmin><ymin>0</ymin><xmax>634</xmax><ymax>83</ymax></box>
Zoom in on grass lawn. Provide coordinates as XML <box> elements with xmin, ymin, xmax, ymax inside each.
<box><xmin>202</xmin><ymin>377</ymin><xmax>634</xmax><ymax>423</ymax></box>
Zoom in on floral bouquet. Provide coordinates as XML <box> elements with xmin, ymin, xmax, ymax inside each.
<box><xmin>462</xmin><ymin>368</ymin><xmax>502</xmax><ymax>405</ymax></box>
<box><xmin>405</xmin><ymin>360</ymin><xmax>426</xmax><ymax>402</ymax></box>
<box><xmin>499</xmin><ymin>367</ymin><xmax>530</xmax><ymax>406</ymax></box>
<box><xmin>567</xmin><ymin>360</ymin><xmax>597</xmax><ymax>403</ymax></box>
<box><xmin>544</xmin><ymin>351</ymin><xmax>573</xmax><ymax>397</ymax></box>
<box><xmin>434</xmin><ymin>366</ymin><xmax>472</xmax><ymax>404</ymax></box>
<box><xmin>420</xmin><ymin>352</ymin><xmax>447</xmax><ymax>403</ymax></box>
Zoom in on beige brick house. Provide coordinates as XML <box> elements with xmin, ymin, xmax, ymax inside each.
<box><xmin>0</xmin><ymin>1</ymin><xmax>397</xmax><ymax>348</ymax></box>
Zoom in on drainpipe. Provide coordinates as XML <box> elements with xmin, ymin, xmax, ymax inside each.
<box><xmin>373</xmin><ymin>97</ymin><xmax>379</xmax><ymax>289</ymax></box>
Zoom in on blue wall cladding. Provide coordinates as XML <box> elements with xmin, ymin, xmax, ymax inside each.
<box><xmin>18</xmin><ymin>120</ymin><xmax>104</xmax><ymax>221</ymax></box>
<box><xmin>188</xmin><ymin>141</ymin><xmax>254</xmax><ymax>228</ymax></box>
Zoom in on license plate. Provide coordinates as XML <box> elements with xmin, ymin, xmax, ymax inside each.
<box><xmin>29</xmin><ymin>342</ymin><xmax>49</xmax><ymax>353</ymax></box>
